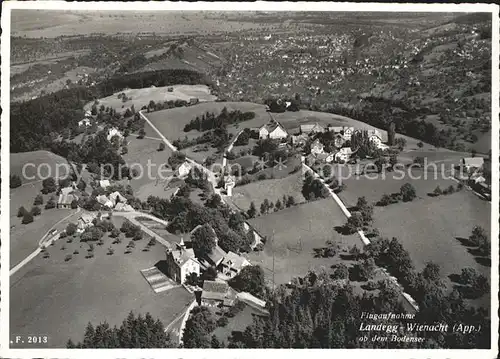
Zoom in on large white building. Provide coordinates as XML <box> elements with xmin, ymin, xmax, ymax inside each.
<box><xmin>165</xmin><ymin>239</ymin><xmax>201</xmax><ymax>284</ymax></box>
<box><xmin>107</xmin><ymin>127</ymin><xmax>124</xmax><ymax>142</ymax></box>
<box><xmin>259</xmin><ymin>120</ymin><xmax>288</xmax><ymax>140</ymax></box>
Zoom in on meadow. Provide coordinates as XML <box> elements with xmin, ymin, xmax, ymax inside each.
<box><xmin>230</xmin><ymin>171</ymin><xmax>306</xmax><ymax>212</ymax></box>
<box><xmin>84</xmin><ymin>84</ymin><xmax>216</xmax><ymax>115</ymax></box>
<box><xmin>372</xmin><ymin>190</ymin><xmax>490</xmax><ymax>308</ymax></box>
<box><xmin>247</xmin><ymin>198</ymin><xmax>363</xmax><ymax>286</ymax></box>
<box><xmin>121</xmin><ymin>134</ymin><xmax>174</xmax><ymax>201</ymax></box>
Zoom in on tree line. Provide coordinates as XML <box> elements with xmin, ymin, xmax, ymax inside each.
<box><xmin>183</xmin><ymin>107</ymin><xmax>256</xmax><ymax>132</ymax></box>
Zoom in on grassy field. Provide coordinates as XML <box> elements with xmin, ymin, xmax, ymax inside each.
<box><xmin>10</xmin><ymin>216</ymin><xmax>193</xmax><ymax>348</ymax></box>
<box><xmin>10</xmin><ymin>150</ymin><xmax>70</xmax><ymax>184</ymax></box>
<box><xmin>146</xmin><ymin>101</ymin><xmax>269</xmax><ymax>143</ymax></box>
<box><xmin>11</xmin><ymin>11</ymin><xmax>281</xmax><ymax>38</ymax></box>
<box><xmin>84</xmin><ymin>84</ymin><xmax>216</xmax><ymax>115</ymax></box>
<box><xmin>231</xmin><ymin>171</ymin><xmax>306</xmax><ymax>212</ymax></box>
<box><xmin>247</xmin><ymin>198</ymin><xmax>362</xmax><ymax>286</ymax></box>
<box><xmin>10</xmin><ymin>205</ymin><xmax>80</xmax><ymax>269</ymax></box>
<box><xmin>373</xmin><ymin>190</ymin><xmax>491</xmax><ymax>308</ymax></box>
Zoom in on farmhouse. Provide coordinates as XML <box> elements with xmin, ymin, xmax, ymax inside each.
<box><xmin>99</xmin><ymin>179</ymin><xmax>111</xmax><ymax>189</ymax></box>
<box><xmin>200</xmin><ymin>280</ymin><xmax>237</xmax><ymax>307</ymax></box>
<box><xmin>165</xmin><ymin>239</ymin><xmax>201</xmax><ymax>284</ymax></box>
<box><xmin>334</xmin><ymin>133</ymin><xmax>345</xmax><ymax>148</ymax></box>
<box><xmin>57</xmin><ymin>187</ymin><xmax>78</xmax><ymax>209</ymax></box>
<box><xmin>316</xmin><ymin>152</ymin><xmax>335</xmax><ymax>163</ymax></box>
<box><xmin>461</xmin><ymin>157</ymin><xmax>484</xmax><ymax>172</ymax></box>
<box><xmin>218</xmin><ymin>251</ymin><xmax>251</xmax><ymax>281</ymax></box>
<box><xmin>300</xmin><ymin>122</ymin><xmax>325</xmax><ymax>134</ymax></box>
<box><xmin>96</xmin><ymin>194</ymin><xmax>114</xmax><ymax>208</ymax></box>
<box><xmin>78</xmin><ymin>118</ymin><xmax>91</xmax><ymax>127</ymax></box>
<box><xmin>334</xmin><ymin>147</ymin><xmax>354</xmax><ymax>163</ymax></box>
<box><xmin>77</xmin><ymin>213</ymin><xmax>99</xmax><ymax>233</ymax></box>
<box><xmin>367</xmin><ymin>129</ymin><xmax>383</xmax><ymax>147</ymax></box>
<box><xmin>329</xmin><ymin>126</ymin><xmax>354</xmax><ymax>140</ymax></box>
<box><xmin>259</xmin><ymin>120</ymin><xmax>288</xmax><ymax>140</ymax></box>
<box><xmin>109</xmin><ymin>191</ymin><xmax>127</xmax><ymax>206</ymax></box>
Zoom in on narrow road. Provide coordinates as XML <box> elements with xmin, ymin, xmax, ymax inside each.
<box><xmin>10</xmin><ymin>208</ymin><xmax>81</xmax><ymax>276</ymax></box>
<box><xmin>222</xmin><ymin>129</ymin><xmax>243</xmax><ymax>168</ymax></box>
<box><xmin>139</xmin><ymin>110</ymin><xmax>178</xmax><ymax>152</ymax></box>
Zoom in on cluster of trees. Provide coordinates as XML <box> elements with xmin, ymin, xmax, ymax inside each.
<box><xmin>228</xmin><ymin>265</ymin><xmax>266</xmax><ymax>297</ymax></box>
<box><xmin>185</xmin><ymin>166</ymin><xmax>210</xmax><ymax>191</ymax></box>
<box><xmin>431</xmin><ymin>183</ymin><xmax>462</xmax><ymax>197</ymax></box>
<box><xmin>146</xmin><ymin>195</ymin><xmax>253</xmax><ymax>253</ymax></box>
<box><xmin>145</xmin><ymin>98</ymin><xmax>189</xmax><ymax>112</ymax></box>
<box><xmin>17</xmin><ymin>205</ymin><xmax>43</xmax><ymax>224</ymax></box>
<box><xmin>80</xmin><ymin>226</ymin><xmax>104</xmax><ymax>242</ymax></box>
<box><xmin>251</xmin><ymin>138</ymin><xmax>290</xmax><ymax>169</ymax></box>
<box><xmin>67</xmin><ymin>311</ymin><xmax>174</xmax><ymax>348</ymax></box>
<box><xmin>191</xmin><ymin>224</ymin><xmax>217</xmax><ymax>259</ymax></box>
<box><xmin>234</xmin><ymin>128</ymin><xmax>259</xmax><ymax>146</ymax></box>
<box><xmin>120</xmin><ymin>220</ymin><xmax>143</xmax><ymax>240</ymax></box>
<box><xmin>184</xmin><ymin>107</ymin><xmax>256</xmax><ymax>132</ymax></box>
<box><xmin>174</xmin><ymin>126</ymin><xmax>231</xmax><ymax>151</ymax></box>
<box><xmin>456</xmin><ymin>267</ymin><xmax>489</xmax><ymax>299</ymax></box>
<box><xmin>247</xmin><ymin>195</ymin><xmax>296</xmax><ymax>218</ymax></box>
<box><xmin>182</xmin><ymin>306</ymin><xmax>218</xmax><ymax>348</ymax></box>
<box><xmin>302</xmin><ymin>171</ymin><xmax>329</xmax><ymax>201</ymax></box>
<box><xmin>223</xmin><ymin>252</ymin><xmax>489</xmax><ymax>349</ymax></box>
<box><xmin>344</xmin><ymin>196</ymin><xmax>374</xmax><ymax>234</ymax></box>
<box><xmin>376</xmin><ymin>183</ymin><xmax>417</xmax><ymax>207</ymax></box>
<box><xmin>467</xmin><ymin>226</ymin><xmax>490</xmax><ymax>258</ymax></box>
<box><xmin>41</xmin><ymin>177</ymin><xmax>58</xmax><ymax>194</ymax></box>
<box><xmin>264</xmin><ymin>96</ymin><xmax>301</xmax><ymax>113</ymax></box>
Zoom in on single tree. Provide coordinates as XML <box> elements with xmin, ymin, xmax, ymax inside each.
<box><xmin>34</xmin><ymin>194</ymin><xmax>44</xmax><ymax>205</ymax></box>
<box><xmin>17</xmin><ymin>206</ymin><xmax>28</xmax><ymax>218</ymax></box>
<box><xmin>22</xmin><ymin>212</ymin><xmax>34</xmax><ymax>224</ymax></box>
<box><xmin>400</xmin><ymin>183</ymin><xmax>417</xmax><ymax>202</ymax></box>
<box><xmin>31</xmin><ymin>206</ymin><xmax>41</xmax><ymax>216</ymax></box>
<box><xmin>10</xmin><ymin>174</ymin><xmax>22</xmax><ymax>188</ymax></box>
<box><xmin>247</xmin><ymin>201</ymin><xmax>257</xmax><ymax>218</ymax></box>
<box><xmin>66</xmin><ymin>223</ymin><xmax>78</xmax><ymax>236</ymax></box>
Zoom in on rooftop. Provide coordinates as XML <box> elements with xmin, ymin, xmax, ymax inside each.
<box><xmin>169</xmin><ymin>247</ymin><xmax>197</xmax><ymax>267</ymax></box>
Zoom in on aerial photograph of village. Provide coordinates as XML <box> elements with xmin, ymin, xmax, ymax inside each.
<box><xmin>6</xmin><ymin>7</ymin><xmax>494</xmax><ymax>351</ymax></box>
